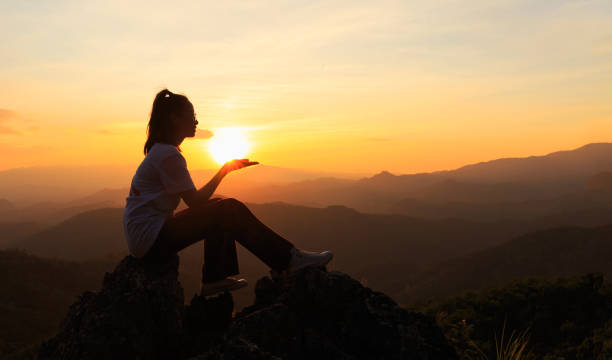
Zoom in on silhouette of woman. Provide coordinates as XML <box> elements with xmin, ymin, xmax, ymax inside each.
<box><xmin>122</xmin><ymin>89</ymin><xmax>333</xmax><ymax>296</ymax></box>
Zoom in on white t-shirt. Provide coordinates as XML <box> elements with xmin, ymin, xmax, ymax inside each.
<box><xmin>122</xmin><ymin>142</ymin><xmax>196</xmax><ymax>258</ymax></box>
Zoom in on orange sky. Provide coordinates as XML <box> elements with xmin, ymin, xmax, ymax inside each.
<box><xmin>0</xmin><ymin>1</ymin><xmax>611</xmax><ymax>174</ymax></box>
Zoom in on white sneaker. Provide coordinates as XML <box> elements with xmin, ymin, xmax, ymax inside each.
<box><xmin>200</xmin><ymin>277</ymin><xmax>248</xmax><ymax>296</ymax></box>
<box><xmin>285</xmin><ymin>247</ymin><xmax>334</xmax><ymax>274</ymax></box>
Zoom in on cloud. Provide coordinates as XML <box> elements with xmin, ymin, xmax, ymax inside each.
<box><xmin>0</xmin><ymin>125</ymin><xmax>20</xmax><ymax>135</ymax></box>
<box><xmin>0</xmin><ymin>109</ymin><xmax>20</xmax><ymax>135</ymax></box>
<box><xmin>194</xmin><ymin>129</ymin><xmax>214</xmax><ymax>139</ymax></box>
<box><xmin>0</xmin><ymin>109</ymin><xmax>16</xmax><ymax>122</ymax></box>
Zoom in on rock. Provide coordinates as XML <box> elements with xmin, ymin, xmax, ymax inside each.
<box><xmin>181</xmin><ymin>291</ymin><xmax>234</xmax><ymax>358</ymax></box>
<box><xmin>38</xmin><ymin>254</ymin><xmax>186</xmax><ymax>360</ymax></box>
<box><xmin>187</xmin><ymin>337</ymin><xmax>281</xmax><ymax>360</ymax></box>
<box><xmin>232</xmin><ymin>267</ymin><xmax>457</xmax><ymax>360</ymax></box>
<box><xmin>38</xmin><ymin>256</ymin><xmax>457</xmax><ymax>360</ymax></box>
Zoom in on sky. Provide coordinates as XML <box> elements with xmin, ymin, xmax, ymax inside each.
<box><xmin>0</xmin><ymin>0</ymin><xmax>611</xmax><ymax>175</ymax></box>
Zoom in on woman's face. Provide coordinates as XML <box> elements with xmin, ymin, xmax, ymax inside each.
<box><xmin>173</xmin><ymin>103</ymin><xmax>198</xmax><ymax>139</ymax></box>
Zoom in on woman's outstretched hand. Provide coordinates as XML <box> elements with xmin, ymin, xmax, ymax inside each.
<box><xmin>221</xmin><ymin>158</ymin><xmax>259</xmax><ymax>175</ymax></box>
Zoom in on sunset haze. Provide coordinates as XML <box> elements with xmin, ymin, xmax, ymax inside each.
<box><xmin>1</xmin><ymin>0</ymin><xmax>611</xmax><ymax>174</ymax></box>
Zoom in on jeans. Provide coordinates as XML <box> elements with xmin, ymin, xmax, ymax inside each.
<box><xmin>142</xmin><ymin>197</ymin><xmax>295</xmax><ymax>283</ymax></box>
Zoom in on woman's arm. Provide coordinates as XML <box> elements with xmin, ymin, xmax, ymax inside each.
<box><xmin>180</xmin><ymin>159</ymin><xmax>258</xmax><ymax>208</ymax></box>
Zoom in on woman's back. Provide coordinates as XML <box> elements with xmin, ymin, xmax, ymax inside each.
<box><xmin>123</xmin><ymin>142</ymin><xmax>196</xmax><ymax>258</ymax></box>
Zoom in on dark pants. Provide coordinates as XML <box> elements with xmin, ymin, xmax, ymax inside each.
<box><xmin>142</xmin><ymin>197</ymin><xmax>295</xmax><ymax>283</ymax></box>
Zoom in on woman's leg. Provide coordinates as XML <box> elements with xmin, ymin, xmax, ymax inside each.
<box><xmin>202</xmin><ymin>230</ymin><xmax>240</xmax><ymax>283</ymax></box>
<box><xmin>143</xmin><ymin>197</ymin><xmax>295</xmax><ymax>283</ymax></box>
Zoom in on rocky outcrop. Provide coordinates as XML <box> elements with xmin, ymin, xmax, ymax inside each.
<box><xmin>228</xmin><ymin>269</ymin><xmax>456</xmax><ymax>360</ymax></box>
<box><xmin>37</xmin><ymin>254</ymin><xmax>185</xmax><ymax>359</ymax></box>
<box><xmin>38</xmin><ymin>255</ymin><xmax>457</xmax><ymax>360</ymax></box>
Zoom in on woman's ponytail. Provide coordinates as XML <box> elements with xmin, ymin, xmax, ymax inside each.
<box><xmin>144</xmin><ymin>88</ymin><xmax>191</xmax><ymax>155</ymax></box>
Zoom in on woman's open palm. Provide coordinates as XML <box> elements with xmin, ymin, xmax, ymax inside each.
<box><xmin>222</xmin><ymin>159</ymin><xmax>259</xmax><ymax>174</ymax></box>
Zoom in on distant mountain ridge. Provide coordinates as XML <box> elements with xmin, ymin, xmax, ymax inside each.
<box><xmin>3</xmin><ymin>142</ymin><xmax>612</xmax><ymax>223</ymax></box>
<box><xmin>402</xmin><ymin>223</ymin><xmax>612</xmax><ymax>304</ymax></box>
<box><xmin>8</xmin><ymin>201</ymin><xmax>612</xmax><ymax>310</ymax></box>
<box><xmin>0</xmin><ymin>164</ymin><xmax>364</xmax><ymax>206</ymax></box>
<box><xmin>356</xmin><ymin>142</ymin><xmax>612</xmax><ymax>184</ymax></box>
<box><xmin>6</xmin><ymin>208</ymin><xmax>126</xmax><ymax>261</ymax></box>
<box><xmin>227</xmin><ymin>143</ymin><xmax>612</xmax><ymax>215</ymax></box>
<box><xmin>445</xmin><ymin>142</ymin><xmax>612</xmax><ymax>183</ymax></box>
<box><xmin>0</xmin><ymin>222</ymin><xmax>47</xmax><ymax>248</ymax></box>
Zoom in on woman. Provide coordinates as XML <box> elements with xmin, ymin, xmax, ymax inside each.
<box><xmin>122</xmin><ymin>89</ymin><xmax>333</xmax><ymax>296</ymax></box>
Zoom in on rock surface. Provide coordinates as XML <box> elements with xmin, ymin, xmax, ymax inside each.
<box><xmin>228</xmin><ymin>269</ymin><xmax>457</xmax><ymax>360</ymax></box>
<box><xmin>37</xmin><ymin>254</ymin><xmax>185</xmax><ymax>359</ymax></box>
<box><xmin>38</xmin><ymin>255</ymin><xmax>457</xmax><ymax>360</ymax></box>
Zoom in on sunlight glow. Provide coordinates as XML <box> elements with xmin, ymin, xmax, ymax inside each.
<box><xmin>207</xmin><ymin>127</ymin><xmax>251</xmax><ymax>165</ymax></box>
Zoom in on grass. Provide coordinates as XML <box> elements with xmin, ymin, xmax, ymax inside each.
<box><xmin>468</xmin><ymin>320</ymin><xmax>530</xmax><ymax>360</ymax></box>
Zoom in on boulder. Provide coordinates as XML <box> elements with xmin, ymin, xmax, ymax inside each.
<box><xmin>231</xmin><ymin>267</ymin><xmax>457</xmax><ymax>360</ymax></box>
<box><xmin>38</xmin><ymin>255</ymin><xmax>185</xmax><ymax>360</ymax></box>
<box><xmin>38</xmin><ymin>255</ymin><xmax>457</xmax><ymax>360</ymax></box>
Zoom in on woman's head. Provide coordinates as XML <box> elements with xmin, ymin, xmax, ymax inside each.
<box><xmin>144</xmin><ymin>89</ymin><xmax>198</xmax><ymax>155</ymax></box>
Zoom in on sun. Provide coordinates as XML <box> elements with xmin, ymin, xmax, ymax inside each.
<box><xmin>207</xmin><ymin>127</ymin><xmax>251</xmax><ymax>165</ymax></box>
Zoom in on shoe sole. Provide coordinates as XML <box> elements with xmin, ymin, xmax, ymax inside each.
<box><xmin>201</xmin><ymin>280</ymin><xmax>248</xmax><ymax>297</ymax></box>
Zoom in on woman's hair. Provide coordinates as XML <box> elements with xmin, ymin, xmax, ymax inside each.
<box><xmin>144</xmin><ymin>88</ymin><xmax>192</xmax><ymax>155</ymax></box>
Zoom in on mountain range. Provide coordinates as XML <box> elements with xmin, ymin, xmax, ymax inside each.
<box><xmin>5</xmin><ymin>201</ymin><xmax>612</xmax><ymax>310</ymax></box>
<box><xmin>3</xmin><ymin>142</ymin><xmax>612</xmax><ymax>358</ymax></box>
<box><xmin>401</xmin><ymin>223</ymin><xmax>612</xmax><ymax>304</ymax></box>
<box><xmin>3</xmin><ymin>143</ymin><xmax>612</xmax><ymax>226</ymax></box>
<box><xmin>3</xmin><ymin>142</ymin><xmax>612</xmax><ymax>309</ymax></box>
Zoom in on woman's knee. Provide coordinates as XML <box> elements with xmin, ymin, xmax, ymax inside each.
<box><xmin>218</xmin><ymin>197</ymin><xmax>249</xmax><ymax>212</ymax></box>
<box><xmin>216</xmin><ymin>198</ymin><xmax>256</xmax><ymax>225</ymax></box>
<box><xmin>187</xmin><ymin>197</ymin><xmax>246</xmax><ymax>217</ymax></box>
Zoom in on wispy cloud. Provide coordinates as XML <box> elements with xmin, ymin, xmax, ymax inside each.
<box><xmin>0</xmin><ymin>109</ymin><xmax>16</xmax><ymax>121</ymax></box>
<box><xmin>0</xmin><ymin>126</ymin><xmax>20</xmax><ymax>135</ymax></box>
<box><xmin>0</xmin><ymin>109</ymin><xmax>20</xmax><ymax>135</ymax></box>
<box><xmin>194</xmin><ymin>129</ymin><xmax>214</xmax><ymax>139</ymax></box>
